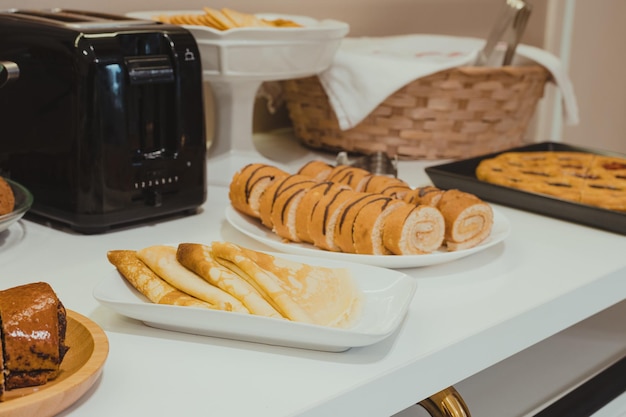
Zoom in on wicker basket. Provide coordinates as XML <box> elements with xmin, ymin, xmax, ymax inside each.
<box><xmin>282</xmin><ymin>65</ymin><xmax>550</xmax><ymax>160</ymax></box>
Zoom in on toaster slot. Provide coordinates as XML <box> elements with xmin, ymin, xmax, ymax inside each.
<box><xmin>123</xmin><ymin>52</ymin><xmax>177</xmax><ymax>160</ymax></box>
<box><xmin>3</xmin><ymin>9</ymin><xmax>151</xmax><ymax>28</ymax></box>
<box><xmin>127</xmin><ymin>79</ymin><xmax>177</xmax><ymax>160</ymax></box>
<box><xmin>125</xmin><ymin>56</ymin><xmax>174</xmax><ymax>85</ymax></box>
<box><xmin>8</xmin><ymin>9</ymin><xmax>101</xmax><ymax>23</ymax></box>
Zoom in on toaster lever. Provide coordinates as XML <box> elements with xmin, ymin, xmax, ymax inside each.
<box><xmin>125</xmin><ymin>55</ymin><xmax>174</xmax><ymax>84</ymax></box>
<box><xmin>145</xmin><ymin>189</ymin><xmax>163</xmax><ymax>207</ymax></box>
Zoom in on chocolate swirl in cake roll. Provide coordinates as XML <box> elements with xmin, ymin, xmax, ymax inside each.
<box><xmin>352</xmin><ymin>197</ymin><xmax>405</xmax><ymax>255</ymax></box>
<box><xmin>268</xmin><ymin>175</ymin><xmax>317</xmax><ymax>243</ymax></box>
<box><xmin>295</xmin><ymin>181</ymin><xmax>347</xmax><ymax>244</ymax></box>
<box><xmin>258</xmin><ymin>174</ymin><xmax>315</xmax><ymax>229</ymax></box>
<box><xmin>297</xmin><ymin>160</ymin><xmax>333</xmax><ymax>182</ymax></box>
<box><xmin>308</xmin><ymin>187</ymin><xmax>357</xmax><ymax>252</ymax></box>
<box><xmin>382</xmin><ymin>202</ymin><xmax>445</xmax><ymax>255</ymax></box>
<box><xmin>360</xmin><ymin>175</ymin><xmax>412</xmax><ymax>200</ymax></box>
<box><xmin>376</xmin><ymin>182</ymin><xmax>412</xmax><ymax>200</ymax></box>
<box><xmin>403</xmin><ymin>186</ymin><xmax>446</xmax><ymax>206</ymax></box>
<box><xmin>325</xmin><ymin>165</ymin><xmax>372</xmax><ymax>191</ymax></box>
<box><xmin>229</xmin><ymin>163</ymin><xmax>289</xmax><ymax>218</ymax></box>
<box><xmin>360</xmin><ymin>175</ymin><xmax>410</xmax><ymax>196</ymax></box>
<box><xmin>436</xmin><ymin>189</ymin><xmax>494</xmax><ymax>251</ymax></box>
<box><xmin>334</xmin><ymin>193</ymin><xmax>396</xmax><ymax>254</ymax></box>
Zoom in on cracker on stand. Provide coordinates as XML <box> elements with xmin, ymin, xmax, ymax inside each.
<box><xmin>153</xmin><ymin>7</ymin><xmax>302</xmax><ymax>30</ymax></box>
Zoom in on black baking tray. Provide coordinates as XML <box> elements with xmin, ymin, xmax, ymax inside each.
<box><xmin>425</xmin><ymin>141</ymin><xmax>626</xmax><ymax>236</ymax></box>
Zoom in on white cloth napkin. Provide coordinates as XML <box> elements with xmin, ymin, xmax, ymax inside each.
<box><xmin>318</xmin><ymin>34</ymin><xmax>579</xmax><ymax>130</ymax></box>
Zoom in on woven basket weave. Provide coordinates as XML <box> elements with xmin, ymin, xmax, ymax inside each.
<box><xmin>282</xmin><ymin>65</ymin><xmax>550</xmax><ymax>160</ymax></box>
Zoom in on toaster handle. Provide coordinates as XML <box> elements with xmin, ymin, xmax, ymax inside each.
<box><xmin>0</xmin><ymin>61</ymin><xmax>19</xmax><ymax>88</ymax></box>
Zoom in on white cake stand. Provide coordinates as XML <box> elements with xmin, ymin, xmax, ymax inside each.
<box><xmin>127</xmin><ymin>11</ymin><xmax>349</xmax><ymax>184</ymax></box>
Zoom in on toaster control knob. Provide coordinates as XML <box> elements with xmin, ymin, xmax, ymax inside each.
<box><xmin>145</xmin><ymin>190</ymin><xmax>162</xmax><ymax>207</ymax></box>
<box><xmin>0</xmin><ymin>61</ymin><xmax>19</xmax><ymax>88</ymax></box>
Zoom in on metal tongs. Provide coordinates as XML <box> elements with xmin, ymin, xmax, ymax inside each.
<box><xmin>336</xmin><ymin>151</ymin><xmax>398</xmax><ymax>178</ymax></box>
<box><xmin>0</xmin><ymin>61</ymin><xmax>19</xmax><ymax>88</ymax></box>
<box><xmin>475</xmin><ymin>0</ymin><xmax>532</xmax><ymax>67</ymax></box>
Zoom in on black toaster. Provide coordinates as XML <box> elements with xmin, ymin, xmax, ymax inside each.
<box><xmin>0</xmin><ymin>9</ymin><xmax>207</xmax><ymax>233</ymax></box>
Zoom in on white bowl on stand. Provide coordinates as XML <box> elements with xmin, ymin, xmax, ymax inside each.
<box><xmin>127</xmin><ymin>11</ymin><xmax>349</xmax><ymax>184</ymax></box>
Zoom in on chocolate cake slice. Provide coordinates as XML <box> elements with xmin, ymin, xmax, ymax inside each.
<box><xmin>0</xmin><ymin>282</ymin><xmax>69</xmax><ymax>393</ymax></box>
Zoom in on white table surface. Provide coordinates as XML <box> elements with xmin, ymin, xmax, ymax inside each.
<box><xmin>1</xmin><ymin>134</ymin><xmax>625</xmax><ymax>417</ymax></box>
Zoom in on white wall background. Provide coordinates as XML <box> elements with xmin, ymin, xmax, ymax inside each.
<box><xmin>560</xmin><ymin>1</ymin><xmax>626</xmax><ymax>153</ymax></box>
<box><xmin>1</xmin><ymin>0</ymin><xmax>547</xmax><ymax>42</ymax></box>
<box><xmin>2</xmin><ymin>0</ymin><xmax>624</xmax><ymax>154</ymax></box>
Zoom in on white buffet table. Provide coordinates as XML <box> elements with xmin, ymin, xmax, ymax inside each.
<box><xmin>1</xmin><ymin>133</ymin><xmax>625</xmax><ymax>417</ymax></box>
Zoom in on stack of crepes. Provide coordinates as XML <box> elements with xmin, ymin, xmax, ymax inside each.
<box><xmin>229</xmin><ymin>161</ymin><xmax>494</xmax><ymax>254</ymax></box>
<box><xmin>107</xmin><ymin>241</ymin><xmax>362</xmax><ymax>328</ymax></box>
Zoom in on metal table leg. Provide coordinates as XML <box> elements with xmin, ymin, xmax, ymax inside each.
<box><xmin>418</xmin><ymin>386</ymin><xmax>472</xmax><ymax>417</ymax></box>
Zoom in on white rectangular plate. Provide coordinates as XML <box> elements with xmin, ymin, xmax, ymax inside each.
<box><xmin>93</xmin><ymin>253</ymin><xmax>416</xmax><ymax>352</ymax></box>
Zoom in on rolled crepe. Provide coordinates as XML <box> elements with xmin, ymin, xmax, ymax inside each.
<box><xmin>229</xmin><ymin>163</ymin><xmax>289</xmax><ymax>218</ymax></box>
<box><xmin>176</xmin><ymin>243</ymin><xmax>284</xmax><ymax>319</ymax></box>
<box><xmin>437</xmin><ymin>190</ymin><xmax>494</xmax><ymax>251</ymax></box>
<box><xmin>136</xmin><ymin>245</ymin><xmax>249</xmax><ymax>313</ymax></box>
<box><xmin>107</xmin><ymin>250</ymin><xmax>215</xmax><ymax>309</ymax></box>
<box><xmin>382</xmin><ymin>203</ymin><xmax>445</xmax><ymax>255</ymax></box>
<box><xmin>210</xmin><ymin>241</ymin><xmax>362</xmax><ymax>327</ymax></box>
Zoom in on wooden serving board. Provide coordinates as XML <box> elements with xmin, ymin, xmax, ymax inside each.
<box><xmin>0</xmin><ymin>310</ymin><xmax>109</xmax><ymax>417</ymax></box>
